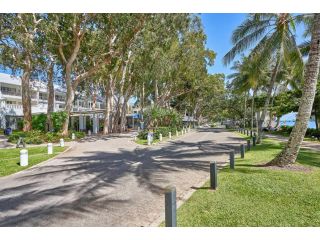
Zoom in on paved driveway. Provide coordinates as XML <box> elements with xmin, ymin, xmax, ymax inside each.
<box><xmin>0</xmin><ymin>128</ymin><xmax>246</xmax><ymax>226</ymax></box>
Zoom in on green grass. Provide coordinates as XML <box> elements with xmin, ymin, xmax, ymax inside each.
<box><xmin>0</xmin><ymin>146</ymin><xmax>67</xmax><ymax>177</ymax></box>
<box><xmin>176</xmin><ymin>139</ymin><xmax>320</xmax><ymax>226</ymax></box>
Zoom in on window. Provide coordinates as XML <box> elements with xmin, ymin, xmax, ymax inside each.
<box><xmin>39</xmin><ymin>92</ymin><xmax>47</xmax><ymax>100</ymax></box>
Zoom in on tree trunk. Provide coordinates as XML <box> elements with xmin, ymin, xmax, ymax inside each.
<box><xmin>61</xmin><ymin>66</ymin><xmax>74</xmax><ymax>136</ymax></box>
<box><xmin>268</xmin><ymin>14</ymin><xmax>320</xmax><ymax>166</ymax></box>
<box><xmin>141</xmin><ymin>83</ymin><xmax>145</xmax><ymax>121</ymax></box>
<box><xmin>251</xmin><ymin>89</ymin><xmax>256</xmax><ymax>130</ymax></box>
<box><xmin>243</xmin><ymin>93</ymin><xmax>247</xmax><ymax>128</ymax></box>
<box><xmin>103</xmin><ymin>81</ymin><xmax>111</xmax><ymax>135</ymax></box>
<box><xmin>257</xmin><ymin>57</ymin><xmax>281</xmax><ymax>143</ymax></box>
<box><xmin>154</xmin><ymin>79</ymin><xmax>159</xmax><ymax>105</ymax></box>
<box><xmin>46</xmin><ymin>63</ymin><xmax>54</xmax><ymax>132</ymax></box>
<box><xmin>120</xmin><ymin>97</ymin><xmax>129</xmax><ymax>133</ymax></box>
<box><xmin>21</xmin><ymin>70</ymin><xmax>32</xmax><ymax>132</ymax></box>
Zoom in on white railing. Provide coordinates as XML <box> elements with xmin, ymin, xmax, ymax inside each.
<box><xmin>6</xmin><ymin>104</ymin><xmax>22</xmax><ymax>109</ymax></box>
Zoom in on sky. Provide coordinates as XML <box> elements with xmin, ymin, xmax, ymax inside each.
<box><xmin>201</xmin><ymin>13</ymin><xmax>247</xmax><ymax>76</ymax></box>
<box><xmin>201</xmin><ymin>13</ymin><xmax>307</xmax><ymax>77</ymax></box>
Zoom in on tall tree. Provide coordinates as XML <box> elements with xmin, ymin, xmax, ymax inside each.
<box><xmin>0</xmin><ymin>13</ymin><xmax>42</xmax><ymax>131</ymax></box>
<box><xmin>268</xmin><ymin>13</ymin><xmax>320</xmax><ymax>166</ymax></box>
<box><xmin>223</xmin><ymin>13</ymin><xmax>303</xmax><ymax>144</ymax></box>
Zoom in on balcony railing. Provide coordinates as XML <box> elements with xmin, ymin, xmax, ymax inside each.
<box><xmin>1</xmin><ymin>90</ymin><xmax>21</xmax><ymax>96</ymax></box>
<box><xmin>6</xmin><ymin>104</ymin><xmax>22</xmax><ymax>109</ymax></box>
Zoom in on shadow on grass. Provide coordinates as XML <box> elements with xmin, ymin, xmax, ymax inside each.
<box><xmin>297</xmin><ymin>150</ymin><xmax>320</xmax><ymax>168</ymax></box>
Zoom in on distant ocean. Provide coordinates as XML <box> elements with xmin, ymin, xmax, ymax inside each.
<box><xmin>279</xmin><ymin>112</ymin><xmax>316</xmax><ymax>129</ymax></box>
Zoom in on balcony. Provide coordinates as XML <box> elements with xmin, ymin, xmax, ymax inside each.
<box><xmin>1</xmin><ymin>90</ymin><xmax>21</xmax><ymax>97</ymax></box>
<box><xmin>5</xmin><ymin>104</ymin><xmax>22</xmax><ymax>109</ymax></box>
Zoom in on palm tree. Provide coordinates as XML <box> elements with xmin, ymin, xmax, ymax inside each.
<box><xmin>228</xmin><ymin>54</ymin><xmax>267</xmax><ymax>131</ymax></box>
<box><xmin>223</xmin><ymin>13</ymin><xmax>303</xmax><ymax>144</ymax></box>
<box><xmin>268</xmin><ymin>13</ymin><xmax>320</xmax><ymax>166</ymax></box>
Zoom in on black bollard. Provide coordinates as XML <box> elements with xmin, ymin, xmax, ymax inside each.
<box><xmin>240</xmin><ymin>144</ymin><xmax>245</xmax><ymax>158</ymax></box>
<box><xmin>230</xmin><ymin>151</ymin><xmax>235</xmax><ymax>169</ymax></box>
<box><xmin>165</xmin><ymin>187</ymin><xmax>177</xmax><ymax>227</ymax></box>
<box><xmin>253</xmin><ymin>136</ymin><xmax>256</xmax><ymax>147</ymax></box>
<box><xmin>210</xmin><ymin>161</ymin><xmax>217</xmax><ymax>190</ymax></box>
<box><xmin>247</xmin><ymin>139</ymin><xmax>251</xmax><ymax>151</ymax></box>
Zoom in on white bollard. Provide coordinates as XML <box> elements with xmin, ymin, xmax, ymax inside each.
<box><xmin>159</xmin><ymin>133</ymin><xmax>163</xmax><ymax>141</ymax></box>
<box><xmin>60</xmin><ymin>138</ymin><xmax>65</xmax><ymax>147</ymax></box>
<box><xmin>20</xmin><ymin>149</ymin><xmax>28</xmax><ymax>167</ymax></box>
<box><xmin>176</xmin><ymin>130</ymin><xmax>179</xmax><ymax>137</ymax></box>
<box><xmin>169</xmin><ymin>132</ymin><xmax>172</xmax><ymax>139</ymax></box>
<box><xmin>47</xmin><ymin>143</ymin><xmax>53</xmax><ymax>154</ymax></box>
<box><xmin>147</xmin><ymin>136</ymin><xmax>151</xmax><ymax>146</ymax></box>
<box><xmin>72</xmin><ymin>133</ymin><xmax>75</xmax><ymax>140</ymax></box>
<box><xmin>134</xmin><ymin>135</ymin><xmax>137</xmax><ymax>141</ymax></box>
<box><xmin>88</xmin><ymin>130</ymin><xmax>91</xmax><ymax>136</ymax></box>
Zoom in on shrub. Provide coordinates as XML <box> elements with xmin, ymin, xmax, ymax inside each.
<box><xmin>71</xmin><ymin>131</ymin><xmax>86</xmax><ymax>139</ymax></box>
<box><xmin>138</xmin><ymin>130</ymin><xmax>148</xmax><ymax>139</ymax></box>
<box><xmin>32</xmin><ymin>113</ymin><xmax>47</xmax><ymax>131</ymax></box>
<box><xmin>45</xmin><ymin>132</ymin><xmax>61</xmax><ymax>143</ymax></box>
<box><xmin>138</xmin><ymin>126</ymin><xmax>178</xmax><ymax>140</ymax></box>
<box><xmin>25</xmin><ymin>136</ymin><xmax>44</xmax><ymax>144</ymax></box>
<box><xmin>143</xmin><ymin>106</ymin><xmax>182</xmax><ymax>128</ymax></box>
<box><xmin>8</xmin><ymin>134</ymin><xmax>21</xmax><ymax>142</ymax></box>
<box><xmin>154</xmin><ymin>127</ymin><xmax>171</xmax><ymax>138</ymax></box>
<box><xmin>51</xmin><ymin>111</ymin><xmax>68</xmax><ymax>132</ymax></box>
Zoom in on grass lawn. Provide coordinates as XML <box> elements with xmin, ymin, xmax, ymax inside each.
<box><xmin>176</xmin><ymin>139</ymin><xmax>320</xmax><ymax>226</ymax></box>
<box><xmin>0</xmin><ymin>146</ymin><xmax>67</xmax><ymax>177</ymax></box>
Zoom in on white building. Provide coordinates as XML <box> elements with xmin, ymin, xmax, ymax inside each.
<box><xmin>0</xmin><ymin>72</ymin><xmax>104</xmax><ymax>131</ymax></box>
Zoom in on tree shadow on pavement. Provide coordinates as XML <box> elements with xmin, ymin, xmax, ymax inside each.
<box><xmin>0</xmin><ymin>130</ymin><xmax>238</xmax><ymax>226</ymax></box>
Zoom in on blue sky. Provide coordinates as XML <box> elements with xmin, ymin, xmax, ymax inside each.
<box><xmin>201</xmin><ymin>13</ymin><xmax>307</xmax><ymax>77</ymax></box>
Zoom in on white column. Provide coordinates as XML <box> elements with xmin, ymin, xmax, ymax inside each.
<box><xmin>83</xmin><ymin>115</ymin><xmax>86</xmax><ymax>130</ymax></box>
<box><xmin>79</xmin><ymin>115</ymin><xmax>84</xmax><ymax>130</ymax></box>
<box><xmin>93</xmin><ymin>114</ymin><xmax>98</xmax><ymax>134</ymax></box>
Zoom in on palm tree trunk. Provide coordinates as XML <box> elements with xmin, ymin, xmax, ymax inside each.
<box><xmin>243</xmin><ymin>93</ymin><xmax>247</xmax><ymax>128</ymax></box>
<box><xmin>267</xmin><ymin>86</ymin><xmax>278</xmax><ymax>128</ymax></box>
<box><xmin>268</xmin><ymin>13</ymin><xmax>320</xmax><ymax>166</ymax></box>
<box><xmin>257</xmin><ymin>57</ymin><xmax>281</xmax><ymax>143</ymax></box>
<box><xmin>251</xmin><ymin>88</ymin><xmax>257</xmax><ymax>130</ymax></box>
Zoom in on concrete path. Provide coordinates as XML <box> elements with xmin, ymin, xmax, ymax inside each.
<box><xmin>264</xmin><ymin>133</ymin><xmax>320</xmax><ymax>152</ymax></box>
<box><xmin>0</xmin><ymin>128</ymin><xmax>246</xmax><ymax>227</ymax></box>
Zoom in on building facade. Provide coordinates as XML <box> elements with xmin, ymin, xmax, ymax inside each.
<box><xmin>0</xmin><ymin>73</ymin><xmax>104</xmax><ymax>130</ymax></box>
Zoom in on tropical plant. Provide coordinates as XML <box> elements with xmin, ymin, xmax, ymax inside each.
<box><xmin>223</xmin><ymin>13</ymin><xmax>303</xmax><ymax>144</ymax></box>
<box><xmin>268</xmin><ymin>13</ymin><xmax>320</xmax><ymax>166</ymax></box>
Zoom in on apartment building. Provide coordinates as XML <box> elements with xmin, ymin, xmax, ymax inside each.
<box><xmin>0</xmin><ymin>72</ymin><xmax>104</xmax><ymax>130</ymax></box>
